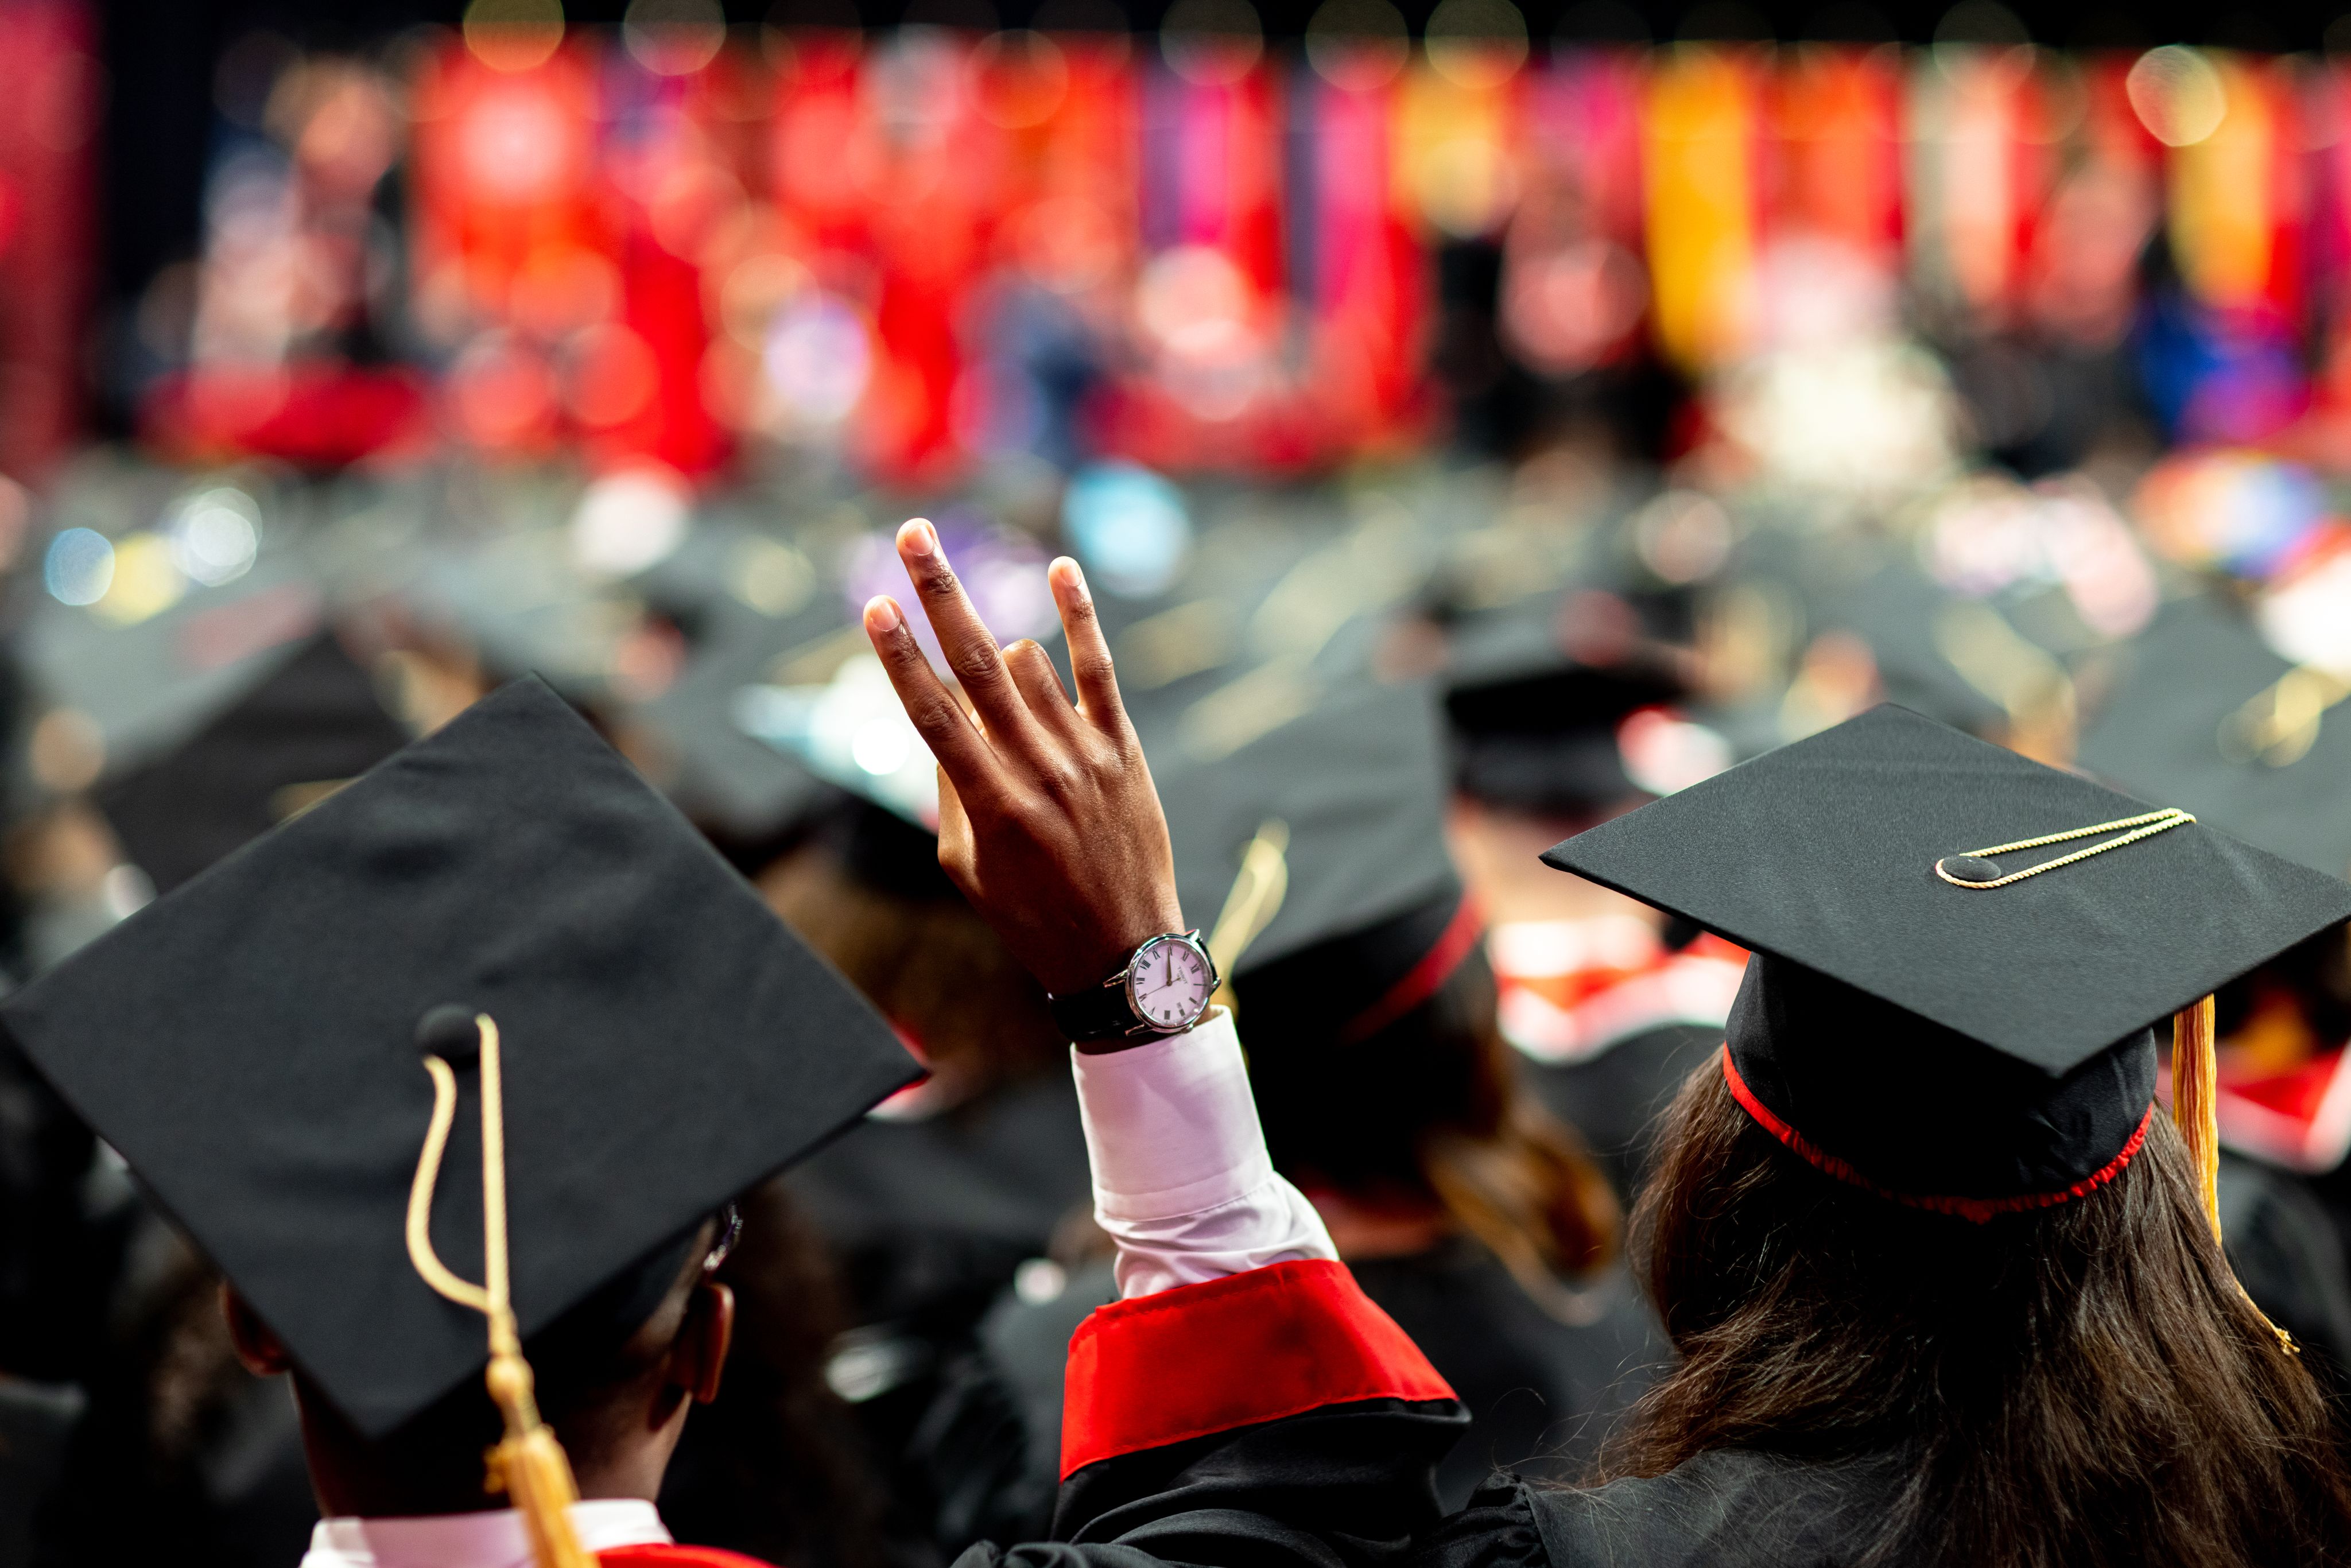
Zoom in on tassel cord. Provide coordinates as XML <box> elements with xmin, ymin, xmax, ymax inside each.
<box><xmin>405</xmin><ymin>1014</ymin><xmax>596</xmax><ymax>1568</ymax></box>
<box><xmin>2173</xmin><ymin>996</ymin><xmax>2296</xmax><ymax>1357</ymax></box>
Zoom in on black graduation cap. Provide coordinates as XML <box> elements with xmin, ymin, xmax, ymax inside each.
<box><xmin>1151</xmin><ymin>679</ymin><xmax>1470</xmax><ymax>1037</ymax></box>
<box><xmin>2078</xmin><ymin>596</ymin><xmax>2351</xmax><ymax>882</ymax></box>
<box><xmin>92</xmin><ymin>632</ymin><xmax>413</xmax><ymax>895</ymax></box>
<box><xmin>1440</xmin><ymin>603</ymin><xmax>1686</xmax><ymax>817</ymax></box>
<box><xmin>622</xmin><ymin>519</ymin><xmax>845</xmax><ymax>851</ymax></box>
<box><xmin>1543</xmin><ymin>704</ymin><xmax>2351</xmax><ymax>1214</ymax></box>
<box><xmin>0</xmin><ymin>677</ymin><xmax>919</xmax><ymax>1439</ymax></box>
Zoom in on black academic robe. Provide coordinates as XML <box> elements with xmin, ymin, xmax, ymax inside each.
<box><xmin>929</xmin><ymin>1239</ymin><xmax>1662</xmax><ymax>1545</ymax></box>
<box><xmin>786</xmin><ymin>1068</ymin><xmax>1095</xmax><ymax>1336</ymax></box>
<box><xmin>780</xmin><ymin>1066</ymin><xmax>1095</xmax><ymax>1558</ymax></box>
<box><xmin>948</xmin><ymin>1258</ymin><xmax>1904</xmax><ymax>1568</ymax></box>
<box><xmin>1421</xmin><ymin>1452</ymin><xmax>1901</xmax><ymax>1568</ymax></box>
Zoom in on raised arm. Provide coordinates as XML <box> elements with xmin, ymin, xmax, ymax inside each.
<box><xmin>861</xmin><ymin>521</ymin><xmax>1332</xmax><ymax>1296</ymax></box>
<box><xmin>861</xmin><ymin>523</ymin><xmax>1464</xmax><ymax>1567</ymax></box>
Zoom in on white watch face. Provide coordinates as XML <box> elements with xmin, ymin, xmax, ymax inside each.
<box><xmin>1130</xmin><ymin>938</ymin><xmax>1212</xmax><ymax>1030</ymax></box>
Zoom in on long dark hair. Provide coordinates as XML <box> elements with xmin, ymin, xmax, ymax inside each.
<box><xmin>1599</xmin><ymin>1058</ymin><xmax>2351</xmax><ymax>1566</ymax></box>
<box><xmin>1247</xmin><ymin>943</ymin><xmax>1621</xmax><ymax>1293</ymax></box>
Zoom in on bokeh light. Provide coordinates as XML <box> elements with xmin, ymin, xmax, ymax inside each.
<box><xmin>44</xmin><ymin>528</ymin><xmax>114</xmax><ymax>607</ymax></box>
<box><xmin>463</xmin><ymin>0</ymin><xmax>566</xmax><ymax>73</ymax></box>
<box><xmin>166</xmin><ymin>487</ymin><xmax>262</xmax><ymax>587</ymax></box>
<box><xmin>2127</xmin><ymin>46</ymin><xmax>2227</xmax><ymax>149</ymax></box>
<box><xmin>623</xmin><ymin>0</ymin><xmax>726</xmax><ymax>76</ymax></box>
<box><xmin>1160</xmin><ymin>0</ymin><xmax>1263</xmax><ymax>87</ymax></box>
<box><xmin>1303</xmin><ymin>0</ymin><xmax>1408</xmax><ymax>91</ymax></box>
<box><xmin>1424</xmin><ymin>0</ymin><xmax>1528</xmax><ymax>91</ymax></box>
<box><xmin>1062</xmin><ymin>463</ymin><xmax>1193</xmax><ymax>597</ymax></box>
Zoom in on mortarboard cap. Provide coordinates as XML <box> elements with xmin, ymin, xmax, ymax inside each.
<box><xmin>1543</xmin><ymin>705</ymin><xmax>2351</xmax><ymax>1217</ymax></box>
<box><xmin>2078</xmin><ymin>596</ymin><xmax>2351</xmax><ymax>883</ymax></box>
<box><xmin>1443</xmin><ymin>662</ymin><xmax>1685</xmax><ymax>819</ymax></box>
<box><xmin>0</xmin><ymin>677</ymin><xmax>918</xmax><ymax>1439</ymax></box>
<box><xmin>1151</xmin><ymin>680</ymin><xmax>1471</xmax><ymax>1034</ymax></box>
<box><xmin>92</xmin><ymin>631</ymin><xmax>412</xmax><ymax>895</ymax></box>
<box><xmin>622</xmin><ymin>520</ymin><xmax>842</xmax><ymax>851</ymax></box>
<box><xmin>18</xmin><ymin>553</ymin><xmax>332</xmax><ymax>782</ymax></box>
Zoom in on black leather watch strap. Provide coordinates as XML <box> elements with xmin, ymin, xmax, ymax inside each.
<box><xmin>1048</xmin><ymin>975</ymin><xmax>1139</xmax><ymax>1043</ymax></box>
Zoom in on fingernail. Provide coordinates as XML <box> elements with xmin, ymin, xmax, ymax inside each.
<box><xmin>864</xmin><ymin>596</ymin><xmax>902</xmax><ymax>632</ymax></box>
<box><xmin>899</xmin><ymin>518</ymin><xmax>936</xmax><ymax>557</ymax></box>
<box><xmin>1050</xmin><ymin>556</ymin><xmax>1088</xmax><ymax>601</ymax></box>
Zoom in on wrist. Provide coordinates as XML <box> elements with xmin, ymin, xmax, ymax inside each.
<box><xmin>1050</xmin><ymin>926</ymin><xmax>1218</xmax><ymax>1046</ymax></box>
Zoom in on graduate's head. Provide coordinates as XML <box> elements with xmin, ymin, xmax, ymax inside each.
<box><xmin>1543</xmin><ymin>705</ymin><xmax>2351</xmax><ymax>1565</ymax></box>
<box><xmin>1235</xmin><ymin>884</ymin><xmax>1620</xmax><ymax>1288</ymax></box>
<box><xmin>223</xmin><ymin>1215</ymin><xmax>736</xmax><ymax>1516</ymax></box>
<box><xmin>759</xmin><ymin>794</ymin><xmax>1066</xmax><ymax>1096</ymax></box>
<box><xmin>0</xmin><ymin>681</ymin><xmax>920</xmax><ymax>1524</ymax></box>
<box><xmin>1611</xmin><ymin>1053</ymin><xmax>2351</xmax><ymax>1566</ymax></box>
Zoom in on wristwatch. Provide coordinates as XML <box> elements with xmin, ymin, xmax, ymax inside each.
<box><xmin>1048</xmin><ymin>929</ymin><xmax>1220</xmax><ymax>1043</ymax></box>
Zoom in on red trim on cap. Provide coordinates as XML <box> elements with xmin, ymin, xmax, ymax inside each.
<box><xmin>1719</xmin><ymin>1046</ymin><xmax>2156</xmax><ymax>1225</ymax></box>
<box><xmin>1060</xmin><ymin>1258</ymin><xmax>1456</xmax><ymax>1479</ymax></box>
<box><xmin>1339</xmin><ymin>896</ymin><xmax>1485</xmax><ymax>1046</ymax></box>
<box><xmin>600</xmin><ymin>1547</ymin><xmax>781</xmax><ymax>1567</ymax></box>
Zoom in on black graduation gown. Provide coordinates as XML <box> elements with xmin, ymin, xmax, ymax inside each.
<box><xmin>946</xmin><ymin>1257</ymin><xmax>1899</xmax><ymax>1568</ymax></box>
<box><xmin>923</xmin><ymin>1239</ymin><xmax>1663</xmax><ymax>1547</ymax></box>
<box><xmin>945</xmin><ymin>1260</ymin><xmax>1918</xmax><ymax>1568</ymax></box>
<box><xmin>1348</xmin><ymin>1243</ymin><xmax>1663</xmax><ymax>1504</ymax></box>
<box><xmin>782</xmin><ymin>1066</ymin><xmax>1095</xmax><ymax>1554</ymax></box>
<box><xmin>785</xmin><ymin>1064</ymin><xmax>1095</xmax><ymax>1351</ymax></box>
<box><xmin>1421</xmin><ymin>1452</ymin><xmax>1902</xmax><ymax>1568</ymax></box>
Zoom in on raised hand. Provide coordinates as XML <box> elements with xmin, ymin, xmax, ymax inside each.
<box><xmin>860</xmin><ymin>518</ymin><xmax>1184</xmax><ymax>998</ymax></box>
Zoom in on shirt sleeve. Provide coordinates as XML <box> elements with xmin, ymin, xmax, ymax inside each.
<box><xmin>1069</xmin><ymin>1008</ymin><xmax>1337</xmax><ymax>1298</ymax></box>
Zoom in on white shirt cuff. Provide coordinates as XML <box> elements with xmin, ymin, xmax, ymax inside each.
<box><xmin>1070</xmin><ymin>1008</ymin><xmax>1337</xmax><ymax>1298</ymax></box>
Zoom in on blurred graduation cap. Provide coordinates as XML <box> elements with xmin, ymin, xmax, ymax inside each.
<box><xmin>0</xmin><ymin>677</ymin><xmax>918</xmax><ymax>1443</ymax></box>
<box><xmin>1720</xmin><ymin>531</ymin><xmax>2020</xmax><ymax>740</ymax></box>
<box><xmin>92</xmin><ymin>631</ymin><xmax>411</xmax><ymax>895</ymax></box>
<box><xmin>18</xmin><ymin>553</ymin><xmax>335</xmax><ymax>782</ymax></box>
<box><xmin>1151</xmin><ymin>679</ymin><xmax>1471</xmax><ymax>1039</ymax></box>
<box><xmin>1439</xmin><ymin>593</ymin><xmax>1692</xmax><ymax>817</ymax></box>
<box><xmin>405</xmin><ymin>529</ymin><xmax>629</xmax><ymax>705</ymax></box>
<box><xmin>1545</xmin><ymin>705</ymin><xmax>2351</xmax><ymax>1241</ymax></box>
<box><xmin>408</xmin><ymin>510</ymin><xmax>859</xmax><ymax>853</ymax></box>
<box><xmin>629</xmin><ymin>577</ymin><xmax>847</xmax><ymax>855</ymax></box>
<box><xmin>15</xmin><ymin>554</ymin><xmax>413</xmax><ymax>892</ymax></box>
<box><xmin>2079</xmin><ymin>596</ymin><xmax>2351</xmax><ymax>883</ymax></box>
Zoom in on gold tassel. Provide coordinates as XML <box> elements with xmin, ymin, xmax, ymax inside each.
<box><xmin>1204</xmin><ymin>819</ymin><xmax>1289</xmax><ymax>1019</ymax></box>
<box><xmin>406</xmin><ymin>1014</ymin><xmax>598</xmax><ymax>1568</ymax></box>
<box><xmin>2173</xmin><ymin>996</ymin><xmax>2296</xmax><ymax>1356</ymax></box>
<box><xmin>2171</xmin><ymin>995</ymin><xmax>2222</xmax><ymax>1244</ymax></box>
<box><xmin>484</xmin><ymin>1357</ymin><xmax>594</xmax><ymax>1568</ymax></box>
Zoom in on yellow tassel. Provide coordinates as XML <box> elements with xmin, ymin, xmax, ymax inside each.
<box><xmin>2174</xmin><ymin>996</ymin><xmax>2296</xmax><ymax>1355</ymax></box>
<box><xmin>2171</xmin><ymin>995</ymin><xmax>2222</xmax><ymax>1244</ymax></box>
<box><xmin>482</xmin><ymin>1350</ymin><xmax>595</xmax><ymax>1568</ymax></box>
<box><xmin>406</xmin><ymin>1015</ymin><xmax>605</xmax><ymax>1568</ymax></box>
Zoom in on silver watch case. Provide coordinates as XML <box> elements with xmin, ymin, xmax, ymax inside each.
<box><xmin>1120</xmin><ymin>929</ymin><xmax>1217</xmax><ymax>1035</ymax></box>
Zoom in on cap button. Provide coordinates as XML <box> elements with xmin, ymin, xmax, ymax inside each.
<box><xmin>416</xmin><ymin>1005</ymin><xmax>483</xmax><ymax>1064</ymax></box>
<box><xmin>1939</xmin><ymin>855</ymin><xmax>2003</xmax><ymax>884</ymax></box>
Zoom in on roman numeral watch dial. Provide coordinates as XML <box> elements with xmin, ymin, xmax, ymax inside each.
<box><xmin>1131</xmin><ymin>934</ymin><xmax>1212</xmax><ymax>1027</ymax></box>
